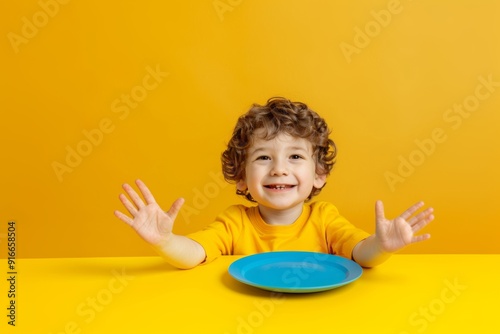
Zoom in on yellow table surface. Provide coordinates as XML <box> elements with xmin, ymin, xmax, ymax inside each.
<box><xmin>2</xmin><ymin>255</ymin><xmax>498</xmax><ymax>334</ymax></box>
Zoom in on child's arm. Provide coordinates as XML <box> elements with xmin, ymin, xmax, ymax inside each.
<box><xmin>114</xmin><ymin>179</ymin><xmax>206</xmax><ymax>269</ymax></box>
<box><xmin>352</xmin><ymin>201</ymin><xmax>434</xmax><ymax>268</ymax></box>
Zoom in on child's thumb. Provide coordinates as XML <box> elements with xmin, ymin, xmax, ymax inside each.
<box><xmin>166</xmin><ymin>197</ymin><xmax>185</xmax><ymax>221</ymax></box>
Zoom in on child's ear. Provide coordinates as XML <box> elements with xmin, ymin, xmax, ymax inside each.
<box><xmin>236</xmin><ymin>179</ymin><xmax>247</xmax><ymax>192</ymax></box>
<box><xmin>314</xmin><ymin>173</ymin><xmax>327</xmax><ymax>189</ymax></box>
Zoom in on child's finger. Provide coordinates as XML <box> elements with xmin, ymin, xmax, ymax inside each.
<box><xmin>122</xmin><ymin>183</ymin><xmax>146</xmax><ymax>209</ymax></box>
<box><xmin>119</xmin><ymin>193</ymin><xmax>138</xmax><ymax>216</ymax></box>
<box><xmin>375</xmin><ymin>200</ymin><xmax>385</xmax><ymax>221</ymax></box>
<box><xmin>411</xmin><ymin>213</ymin><xmax>434</xmax><ymax>233</ymax></box>
<box><xmin>166</xmin><ymin>198</ymin><xmax>185</xmax><ymax>221</ymax></box>
<box><xmin>408</xmin><ymin>208</ymin><xmax>434</xmax><ymax>227</ymax></box>
<box><xmin>114</xmin><ymin>210</ymin><xmax>133</xmax><ymax>226</ymax></box>
<box><xmin>135</xmin><ymin>179</ymin><xmax>157</xmax><ymax>205</ymax></box>
<box><xmin>411</xmin><ymin>233</ymin><xmax>431</xmax><ymax>244</ymax></box>
<box><xmin>399</xmin><ymin>201</ymin><xmax>424</xmax><ymax>220</ymax></box>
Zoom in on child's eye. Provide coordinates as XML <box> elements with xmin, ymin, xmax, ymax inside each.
<box><xmin>256</xmin><ymin>156</ymin><xmax>271</xmax><ymax>161</ymax></box>
<box><xmin>290</xmin><ymin>154</ymin><xmax>303</xmax><ymax>160</ymax></box>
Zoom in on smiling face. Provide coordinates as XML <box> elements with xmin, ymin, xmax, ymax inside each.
<box><xmin>237</xmin><ymin>130</ymin><xmax>326</xmax><ymax>215</ymax></box>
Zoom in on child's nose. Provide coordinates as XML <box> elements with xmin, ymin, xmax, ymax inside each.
<box><xmin>270</xmin><ymin>160</ymin><xmax>288</xmax><ymax>176</ymax></box>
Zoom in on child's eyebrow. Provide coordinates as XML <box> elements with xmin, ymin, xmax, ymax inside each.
<box><xmin>248</xmin><ymin>147</ymin><xmax>267</xmax><ymax>156</ymax></box>
<box><xmin>249</xmin><ymin>145</ymin><xmax>310</xmax><ymax>156</ymax></box>
<box><xmin>288</xmin><ymin>146</ymin><xmax>309</xmax><ymax>152</ymax></box>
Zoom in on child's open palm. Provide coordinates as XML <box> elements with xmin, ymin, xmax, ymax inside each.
<box><xmin>114</xmin><ymin>179</ymin><xmax>184</xmax><ymax>247</ymax></box>
<box><xmin>375</xmin><ymin>200</ymin><xmax>434</xmax><ymax>253</ymax></box>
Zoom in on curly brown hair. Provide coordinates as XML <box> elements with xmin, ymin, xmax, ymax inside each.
<box><xmin>221</xmin><ymin>97</ymin><xmax>337</xmax><ymax>202</ymax></box>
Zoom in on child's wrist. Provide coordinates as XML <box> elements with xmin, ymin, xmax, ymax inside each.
<box><xmin>373</xmin><ymin>235</ymin><xmax>393</xmax><ymax>255</ymax></box>
<box><xmin>151</xmin><ymin>232</ymin><xmax>174</xmax><ymax>250</ymax></box>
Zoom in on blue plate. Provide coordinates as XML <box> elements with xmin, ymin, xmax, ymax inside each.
<box><xmin>228</xmin><ymin>251</ymin><xmax>363</xmax><ymax>293</ymax></box>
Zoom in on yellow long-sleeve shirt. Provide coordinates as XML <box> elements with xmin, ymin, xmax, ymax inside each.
<box><xmin>187</xmin><ymin>201</ymin><xmax>370</xmax><ymax>264</ymax></box>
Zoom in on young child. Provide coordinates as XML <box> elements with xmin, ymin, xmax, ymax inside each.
<box><xmin>114</xmin><ymin>97</ymin><xmax>434</xmax><ymax>269</ymax></box>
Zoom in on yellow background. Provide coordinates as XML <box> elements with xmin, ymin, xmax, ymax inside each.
<box><xmin>2</xmin><ymin>0</ymin><xmax>499</xmax><ymax>258</ymax></box>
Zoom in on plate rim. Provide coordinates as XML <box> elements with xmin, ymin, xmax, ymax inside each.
<box><xmin>228</xmin><ymin>250</ymin><xmax>363</xmax><ymax>293</ymax></box>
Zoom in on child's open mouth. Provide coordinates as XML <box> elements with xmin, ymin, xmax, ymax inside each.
<box><xmin>264</xmin><ymin>184</ymin><xmax>296</xmax><ymax>190</ymax></box>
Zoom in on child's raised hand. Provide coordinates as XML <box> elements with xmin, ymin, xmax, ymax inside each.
<box><xmin>374</xmin><ymin>200</ymin><xmax>434</xmax><ymax>253</ymax></box>
<box><xmin>114</xmin><ymin>179</ymin><xmax>184</xmax><ymax>247</ymax></box>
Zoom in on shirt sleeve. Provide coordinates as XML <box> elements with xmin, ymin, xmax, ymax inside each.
<box><xmin>186</xmin><ymin>205</ymin><xmax>245</xmax><ymax>264</ymax></box>
<box><xmin>320</xmin><ymin>202</ymin><xmax>371</xmax><ymax>259</ymax></box>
